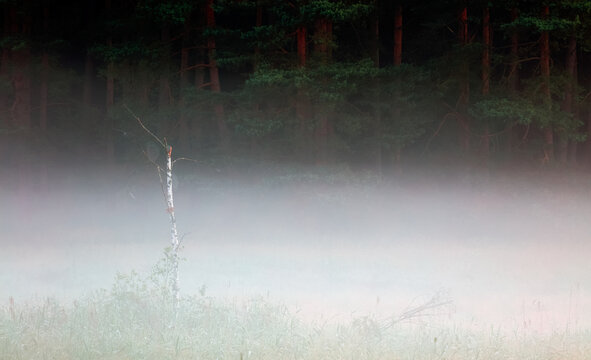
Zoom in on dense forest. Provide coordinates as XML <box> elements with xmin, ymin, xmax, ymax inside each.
<box><xmin>2</xmin><ymin>0</ymin><xmax>591</xmax><ymax>174</ymax></box>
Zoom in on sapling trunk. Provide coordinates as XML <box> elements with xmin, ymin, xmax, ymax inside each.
<box><xmin>124</xmin><ymin>104</ymin><xmax>182</xmax><ymax>315</ymax></box>
<box><xmin>165</xmin><ymin>144</ymin><xmax>180</xmax><ymax>312</ymax></box>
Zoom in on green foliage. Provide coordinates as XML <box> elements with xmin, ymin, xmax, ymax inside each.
<box><xmin>136</xmin><ymin>0</ymin><xmax>194</xmax><ymax>24</ymax></box>
<box><xmin>2</xmin><ymin>0</ymin><xmax>591</xmax><ymax>165</ymax></box>
<box><xmin>508</xmin><ymin>15</ymin><xmax>573</xmax><ymax>33</ymax></box>
<box><xmin>471</xmin><ymin>96</ymin><xmax>539</xmax><ymax>126</ymax></box>
<box><xmin>299</xmin><ymin>0</ymin><xmax>373</xmax><ymax>23</ymax></box>
<box><xmin>91</xmin><ymin>41</ymin><xmax>160</xmax><ymax>63</ymax></box>
<box><xmin>234</xmin><ymin>58</ymin><xmax>433</xmax><ymax>155</ymax></box>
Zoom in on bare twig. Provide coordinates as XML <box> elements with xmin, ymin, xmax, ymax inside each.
<box><xmin>125</xmin><ymin>105</ymin><xmax>181</xmax><ymax>316</ymax></box>
<box><xmin>381</xmin><ymin>293</ymin><xmax>454</xmax><ymax>330</ymax></box>
<box><xmin>172</xmin><ymin>157</ymin><xmax>201</xmax><ymax>165</ymax></box>
<box><xmin>123</xmin><ymin>104</ymin><xmax>166</xmax><ymax>149</ymax></box>
<box><xmin>422</xmin><ymin>113</ymin><xmax>452</xmax><ymax>155</ymax></box>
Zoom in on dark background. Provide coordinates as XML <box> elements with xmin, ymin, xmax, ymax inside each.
<box><xmin>2</xmin><ymin>0</ymin><xmax>591</xmax><ymax>180</ymax></box>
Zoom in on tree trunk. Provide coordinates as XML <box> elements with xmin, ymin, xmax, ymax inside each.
<box><xmin>561</xmin><ymin>34</ymin><xmax>577</xmax><ymax>164</ymax></box>
<box><xmin>457</xmin><ymin>5</ymin><xmax>470</xmax><ymax>152</ymax></box>
<box><xmin>159</xmin><ymin>25</ymin><xmax>172</xmax><ymax>109</ymax></box>
<box><xmin>295</xmin><ymin>24</ymin><xmax>311</xmax><ymax>159</ymax></box>
<box><xmin>11</xmin><ymin>60</ymin><xmax>31</xmax><ymax>129</ymax></box>
<box><xmin>253</xmin><ymin>3</ymin><xmax>263</xmax><ymax>72</ymax></box>
<box><xmin>0</xmin><ymin>6</ymin><xmax>9</xmax><ymax>127</ymax></box>
<box><xmin>506</xmin><ymin>7</ymin><xmax>519</xmax><ymax>156</ymax></box>
<box><xmin>206</xmin><ymin>0</ymin><xmax>228</xmax><ymax>149</ymax></box>
<box><xmin>370</xmin><ymin>4</ymin><xmax>381</xmax><ymax>174</ymax></box>
<box><xmin>314</xmin><ymin>17</ymin><xmax>332</xmax><ymax>62</ymax></box>
<box><xmin>38</xmin><ymin>5</ymin><xmax>49</xmax><ymax>131</ymax></box>
<box><xmin>297</xmin><ymin>25</ymin><xmax>307</xmax><ymax>67</ymax></box>
<box><xmin>391</xmin><ymin>3</ymin><xmax>403</xmax><ymax>169</ymax></box>
<box><xmin>39</xmin><ymin>6</ymin><xmax>49</xmax><ymax>189</ymax></box>
<box><xmin>314</xmin><ymin>17</ymin><xmax>333</xmax><ymax>164</ymax></box>
<box><xmin>540</xmin><ymin>5</ymin><xmax>553</xmax><ymax>163</ymax></box>
<box><xmin>192</xmin><ymin>49</ymin><xmax>205</xmax><ymax>147</ymax></box>
<box><xmin>39</xmin><ymin>53</ymin><xmax>48</xmax><ymax>131</ymax></box>
<box><xmin>369</xmin><ymin>7</ymin><xmax>379</xmax><ymax>67</ymax></box>
<box><xmin>178</xmin><ymin>14</ymin><xmax>191</xmax><ymax>152</ymax></box>
<box><xmin>481</xmin><ymin>6</ymin><xmax>491</xmax><ymax>161</ymax></box>
<box><xmin>586</xmin><ymin>105</ymin><xmax>591</xmax><ymax>163</ymax></box>
<box><xmin>138</xmin><ymin>63</ymin><xmax>150</xmax><ymax>106</ymax></box>
<box><xmin>103</xmin><ymin>0</ymin><xmax>115</xmax><ymax>158</ymax></box>
<box><xmin>83</xmin><ymin>51</ymin><xmax>94</xmax><ymax>107</ymax></box>
<box><xmin>508</xmin><ymin>7</ymin><xmax>519</xmax><ymax>92</ymax></box>
<box><xmin>165</xmin><ymin>145</ymin><xmax>180</xmax><ymax>315</ymax></box>
<box><xmin>10</xmin><ymin>2</ymin><xmax>31</xmax><ymax>130</ymax></box>
<box><xmin>393</xmin><ymin>4</ymin><xmax>402</xmax><ymax>66</ymax></box>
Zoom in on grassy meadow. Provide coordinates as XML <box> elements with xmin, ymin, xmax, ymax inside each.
<box><xmin>1</xmin><ymin>259</ymin><xmax>590</xmax><ymax>360</ymax></box>
<box><xmin>3</xmin><ymin>167</ymin><xmax>591</xmax><ymax>359</ymax></box>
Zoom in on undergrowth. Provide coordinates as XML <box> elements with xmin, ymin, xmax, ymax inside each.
<box><xmin>1</xmin><ymin>251</ymin><xmax>590</xmax><ymax>360</ymax></box>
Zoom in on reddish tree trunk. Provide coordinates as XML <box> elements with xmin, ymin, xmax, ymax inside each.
<box><xmin>195</xmin><ymin>50</ymin><xmax>205</xmax><ymax>87</ymax></box>
<box><xmin>106</xmin><ymin>48</ymin><xmax>114</xmax><ymax>109</ymax></box>
<box><xmin>587</xmin><ymin>107</ymin><xmax>591</xmax><ymax>163</ymax></box>
<box><xmin>458</xmin><ymin>6</ymin><xmax>468</xmax><ymax>46</ymax></box>
<box><xmin>457</xmin><ymin>5</ymin><xmax>470</xmax><ymax>152</ymax></box>
<box><xmin>83</xmin><ymin>52</ymin><xmax>94</xmax><ymax>106</ymax></box>
<box><xmin>295</xmin><ymin>24</ymin><xmax>310</xmax><ymax>158</ymax></box>
<box><xmin>138</xmin><ymin>64</ymin><xmax>150</xmax><ymax>106</ymax></box>
<box><xmin>369</xmin><ymin>9</ymin><xmax>379</xmax><ymax>67</ymax></box>
<box><xmin>505</xmin><ymin>7</ymin><xmax>520</xmax><ymax>156</ymax></box>
<box><xmin>393</xmin><ymin>4</ymin><xmax>402</xmax><ymax>66</ymax></box>
<box><xmin>11</xmin><ymin>68</ymin><xmax>31</xmax><ymax>129</ymax></box>
<box><xmin>481</xmin><ymin>6</ymin><xmax>491</xmax><ymax>160</ymax></box>
<box><xmin>314</xmin><ymin>17</ymin><xmax>332</xmax><ymax>62</ymax></box>
<box><xmin>562</xmin><ymin>34</ymin><xmax>577</xmax><ymax>164</ymax></box>
<box><xmin>370</xmin><ymin>6</ymin><xmax>382</xmax><ymax>173</ymax></box>
<box><xmin>297</xmin><ymin>26</ymin><xmax>307</xmax><ymax>67</ymax></box>
<box><xmin>0</xmin><ymin>8</ymin><xmax>8</xmax><ymax>126</ymax></box>
<box><xmin>254</xmin><ymin>4</ymin><xmax>263</xmax><ymax>71</ymax></box>
<box><xmin>206</xmin><ymin>0</ymin><xmax>228</xmax><ymax>147</ymax></box>
<box><xmin>39</xmin><ymin>53</ymin><xmax>48</xmax><ymax>131</ymax></box>
<box><xmin>178</xmin><ymin>16</ymin><xmax>191</xmax><ymax>151</ymax></box>
<box><xmin>314</xmin><ymin>17</ymin><xmax>333</xmax><ymax>163</ymax></box>
<box><xmin>8</xmin><ymin>2</ymin><xmax>31</xmax><ymax>129</ymax></box>
<box><xmin>192</xmin><ymin>49</ymin><xmax>205</xmax><ymax>144</ymax></box>
<box><xmin>391</xmin><ymin>4</ymin><xmax>403</xmax><ymax>166</ymax></box>
<box><xmin>540</xmin><ymin>5</ymin><xmax>553</xmax><ymax>163</ymax></box>
<box><xmin>159</xmin><ymin>25</ymin><xmax>172</xmax><ymax>108</ymax></box>
<box><xmin>39</xmin><ymin>5</ymin><xmax>49</xmax><ymax>131</ymax></box>
<box><xmin>508</xmin><ymin>8</ymin><xmax>519</xmax><ymax>92</ymax></box>
<box><xmin>482</xmin><ymin>8</ymin><xmax>490</xmax><ymax>96</ymax></box>
<box><xmin>105</xmin><ymin>0</ymin><xmax>115</xmax><ymax>158</ymax></box>
<box><xmin>105</xmin><ymin>57</ymin><xmax>114</xmax><ymax>157</ymax></box>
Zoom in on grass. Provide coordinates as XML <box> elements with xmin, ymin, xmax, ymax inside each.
<box><xmin>1</xmin><ymin>255</ymin><xmax>590</xmax><ymax>360</ymax></box>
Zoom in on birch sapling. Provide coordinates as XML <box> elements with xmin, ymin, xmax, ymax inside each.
<box><xmin>124</xmin><ymin>104</ymin><xmax>182</xmax><ymax>313</ymax></box>
<box><xmin>165</xmin><ymin>144</ymin><xmax>181</xmax><ymax>312</ymax></box>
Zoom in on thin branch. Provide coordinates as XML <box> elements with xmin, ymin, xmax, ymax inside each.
<box><xmin>521</xmin><ymin>123</ymin><xmax>530</xmax><ymax>142</ymax></box>
<box><xmin>506</xmin><ymin>56</ymin><xmax>540</xmax><ymax>65</ymax></box>
<box><xmin>156</xmin><ymin>165</ymin><xmax>168</xmax><ymax>205</ymax></box>
<box><xmin>123</xmin><ymin>104</ymin><xmax>166</xmax><ymax>149</ymax></box>
<box><xmin>422</xmin><ymin>113</ymin><xmax>451</xmax><ymax>155</ymax></box>
<box><xmin>172</xmin><ymin>157</ymin><xmax>201</xmax><ymax>165</ymax></box>
<box><xmin>178</xmin><ymin>232</ymin><xmax>190</xmax><ymax>248</ymax></box>
<box><xmin>198</xmin><ymin>82</ymin><xmax>214</xmax><ymax>89</ymax></box>
<box><xmin>177</xmin><ymin>63</ymin><xmax>213</xmax><ymax>74</ymax></box>
<box><xmin>381</xmin><ymin>294</ymin><xmax>453</xmax><ymax>330</ymax></box>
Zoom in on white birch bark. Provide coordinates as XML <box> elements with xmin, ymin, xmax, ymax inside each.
<box><xmin>165</xmin><ymin>144</ymin><xmax>180</xmax><ymax>312</ymax></box>
<box><xmin>124</xmin><ymin>105</ymin><xmax>182</xmax><ymax>315</ymax></box>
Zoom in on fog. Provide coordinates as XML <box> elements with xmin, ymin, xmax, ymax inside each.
<box><xmin>2</xmin><ymin>163</ymin><xmax>591</xmax><ymax>334</ymax></box>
